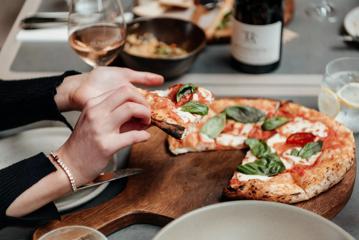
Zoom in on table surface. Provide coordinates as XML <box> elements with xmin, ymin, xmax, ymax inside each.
<box><xmin>0</xmin><ymin>0</ymin><xmax>359</xmax><ymax>239</ymax></box>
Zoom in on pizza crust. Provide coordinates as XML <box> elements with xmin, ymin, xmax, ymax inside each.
<box><xmin>224</xmin><ymin>101</ymin><xmax>355</xmax><ymax>204</ymax></box>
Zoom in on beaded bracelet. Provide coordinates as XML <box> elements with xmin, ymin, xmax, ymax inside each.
<box><xmin>50</xmin><ymin>152</ymin><xmax>77</xmax><ymax>192</ymax></box>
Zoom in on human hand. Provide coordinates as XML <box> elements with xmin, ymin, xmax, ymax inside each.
<box><xmin>55</xmin><ymin>86</ymin><xmax>151</xmax><ymax>186</ymax></box>
<box><xmin>55</xmin><ymin>67</ymin><xmax>164</xmax><ymax>111</ymax></box>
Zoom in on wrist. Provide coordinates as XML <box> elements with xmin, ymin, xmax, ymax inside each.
<box><xmin>55</xmin><ymin>74</ymin><xmax>82</xmax><ymax>112</ymax></box>
<box><xmin>47</xmin><ymin>155</ymin><xmax>73</xmax><ymax>193</ymax></box>
<box><xmin>55</xmin><ymin>145</ymin><xmax>91</xmax><ymax>187</ymax></box>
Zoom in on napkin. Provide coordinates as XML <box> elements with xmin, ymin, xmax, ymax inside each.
<box><xmin>16</xmin><ymin>27</ymin><xmax>68</xmax><ymax>42</ymax></box>
<box><xmin>16</xmin><ymin>12</ymin><xmax>134</xmax><ymax>42</ymax></box>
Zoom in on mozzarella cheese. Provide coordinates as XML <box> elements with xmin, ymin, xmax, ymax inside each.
<box><xmin>282</xmin><ymin>148</ymin><xmax>321</xmax><ymax>166</ymax></box>
<box><xmin>197</xmin><ymin>87</ymin><xmax>214</xmax><ymax>103</ymax></box>
<box><xmin>153</xmin><ymin>89</ymin><xmax>169</xmax><ymax>97</ymax></box>
<box><xmin>216</xmin><ymin>134</ymin><xmax>246</xmax><ymax>147</ymax></box>
<box><xmin>267</xmin><ymin>134</ymin><xmax>286</xmax><ymax>152</ymax></box>
<box><xmin>242</xmin><ymin>151</ymin><xmax>257</xmax><ymax>164</ymax></box>
<box><xmin>241</xmin><ymin>124</ymin><xmax>254</xmax><ymax>136</ymax></box>
<box><xmin>236</xmin><ymin>172</ymin><xmax>271</xmax><ymax>181</ymax></box>
<box><xmin>280</xmin><ymin>117</ymin><xmax>328</xmax><ymax>138</ymax></box>
<box><xmin>174</xmin><ymin>109</ymin><xmax>202</xmax><ymax>123</ymax></box>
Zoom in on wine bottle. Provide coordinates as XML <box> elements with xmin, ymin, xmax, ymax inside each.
<box><xmin>231</xmin><ymin>0</ymin><xmax>284</xmax><ymax>73</ymax></box>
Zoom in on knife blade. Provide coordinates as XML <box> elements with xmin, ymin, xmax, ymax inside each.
<box><xmin>77</xmin><ymin>168</ymin><xmax>144</xmax><ymax>191</ymax></box>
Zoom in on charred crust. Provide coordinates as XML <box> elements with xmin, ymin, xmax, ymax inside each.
<box><xmin>151</xmin><ymin>118</ymin><xmax>185</xmax><ymax>140</ymax></box>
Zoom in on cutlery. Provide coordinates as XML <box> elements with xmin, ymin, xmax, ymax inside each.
<box><xmin>20</xmin><ymin>12</ymin><xmax>133</xmax><ymax>30</ymax></box>
<box><xmin>77</xmin><ymin>168</ymin><xmax>144</xmax><ymax>191</ymax></box>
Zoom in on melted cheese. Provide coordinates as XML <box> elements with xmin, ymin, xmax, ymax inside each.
<box><xmin>242</xmin><ymin>151</ymin><xmax>257</xmax><ymax>164</ymax></box>
<box><xmin>197</xmin><ymin>87</ymin><xmax>214</xmax><ymax>103</ymax></box>
<box><xmin>153</xmin><ymin>89</ymin><xmax>169</xmax><ymax>97</ymax></box>
<box><xmin>216</xmin><ymin>134</ymin><xmax>246</xmax><ymax>147</ymax></box>
<box><xmin>282</xmin><ymin>148</ymin><xmax>321</xmax><ymax>166</ymax></box>
<box><xmin>236</xmin><ymin>172</ymin><xmax>271</xmax><ymax>181</ymax></box>
<box><xmin>267</xmin><ymin>134</ymin><xmax>286</xmax><ymax>152</ymax></box>
<box><xmin>174</xmin><ymin>109</ymin><xmax>202</xmax><ymax>123</ymax></box>
<box><xmin>241</xmin><ymin>124</ymin><xmax>254</xmax><ymax>136</ymax></box>
<box><xmin>280</xmin><ymin>117</ymin><xmax>328</xmax><ymax>138</ymax></box>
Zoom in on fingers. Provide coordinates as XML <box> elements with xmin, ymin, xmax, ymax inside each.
<box><xmin>120</xmin><ymin>120</ymin><xmax>149</xmax><ymax>133</ymax></box>
<box><xmin>111</xmin><ymin>102</ymin><xmax>151</xmax><ymax>128</ymax></box>
<box><xmin>90</xmin><ymin>85</ymin><xmax>149</xmax><ymax>113</ymax></box>
<box><xmin>119</xmin><ymin>68</ymin><xmax>164</xmax><ymax>86</ymax></box>
<box><xmin>111</xmin><ymin>130</ymin><xmax>151</xmax><ymax>150</ymax></box>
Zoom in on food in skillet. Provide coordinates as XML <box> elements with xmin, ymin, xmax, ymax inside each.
<box><xmin>124</xmin><ymin>33</ymin><xmax>188</xmax><ymax>58</ymax></box>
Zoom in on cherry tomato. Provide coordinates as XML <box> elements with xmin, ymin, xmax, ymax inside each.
<box><xmin>286</xmin><ymin>132</ymin><xmax>316</xmax><ymax>146</ymax></box>
<box><xmin>176</xmin><ymin>93</ymin><xmax>193</xmax><ymax>106</ymax></box>
<box><xmin>168</xmin><ymin>84</ymin><xmax>183</xmax><ymax>102</ymax></box>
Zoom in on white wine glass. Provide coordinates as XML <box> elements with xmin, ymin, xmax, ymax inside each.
<box><xmin>68</xmin><ymin>0</ymin><xmax>126</xmax><ymax>67</ymax></box>
<box><xmin>305</xmin><ymin>0</ymin><xmax>337</xmax><ymax>23</ymax></box>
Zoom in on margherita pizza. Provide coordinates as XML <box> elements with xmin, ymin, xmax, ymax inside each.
<box><xmin>140</xmin><ymin>84</ymin><xmax>214</xmax><ymax>139</ymax></box>
<box><xmin>223</xmin><ymin>101</ymin><xmax>355</xmax><ymax>203</ymax></box>
<box><xmin>144</xmin><ymin>84</ymin><xmax>355</xmax><ymax>204</ymax></box>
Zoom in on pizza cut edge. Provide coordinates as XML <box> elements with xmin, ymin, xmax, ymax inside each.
<box><xmin>168</xmin><ymin>97</ymin><xmax>283</xmax><ymax>155</ymax></box>
<box><xmin>139</xmin><ymin>84</ymin><xmax>214</xmax><ymax>140</ymax></box>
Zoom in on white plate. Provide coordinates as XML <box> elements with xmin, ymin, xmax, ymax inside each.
<box><xmin>154</xmin><ymin>201</ymin><xmax>354</xmax><ymax>240</ymax></box>
<box><xmin>344</xmin><ymin>6</ymin><xmax>359</xmax><ymax>37</ymax></box>
<box><xmin>0</xmin><ymin>127</ymin><xmax>129</xmax><ymax>212</ymax></box>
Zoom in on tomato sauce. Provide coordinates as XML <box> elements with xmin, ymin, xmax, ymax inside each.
<box><xmin>248</xmin><ymin>126</ymin><xmax>276</xmax><ymax>140</ymax></box>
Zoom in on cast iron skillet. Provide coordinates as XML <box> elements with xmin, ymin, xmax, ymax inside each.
<box><xmin>120</xmin><ymin>17</ymin><xmax>206</xmax><ymax>79</ymax></box>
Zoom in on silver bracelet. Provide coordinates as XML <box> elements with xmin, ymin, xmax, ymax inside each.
<box><xmin>50</xmin><ymin>152</ymin><xmax>78</xmax><ymax>192</ymax></box>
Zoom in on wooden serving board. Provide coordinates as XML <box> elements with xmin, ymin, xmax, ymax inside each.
<box><xmin>34</xmin><ymin>127</ymin><xmax>356</xmax><ymax>239</ymax></box>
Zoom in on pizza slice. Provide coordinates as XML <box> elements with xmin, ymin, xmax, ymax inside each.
<box><xmin>168</xmin><ymin>98</ymin><xmax>281</xmax><ymax>154</ymax></box>
<box><xmin>140</xmin><ymin>83</ymin><xmax>214</xmax><ymax>139</ymax></box>
<box><xmin>224</xmin><ymin>101</ymin><xmax>355</xmax><ymax>203</ymax></box>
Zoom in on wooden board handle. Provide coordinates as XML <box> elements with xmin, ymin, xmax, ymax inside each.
<box><xmin>33</xmin><ymin>194</ymin><xmax>173</xmax><ymax>239</ymax></box>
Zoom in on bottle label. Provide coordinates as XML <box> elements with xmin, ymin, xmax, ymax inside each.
<box><xmin>231</xmin><ymin>20</ymin><xmax>282</xmax><ymax>65</ymax></box>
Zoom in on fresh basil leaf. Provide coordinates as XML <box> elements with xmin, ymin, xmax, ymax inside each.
<box><xmin>176</xmin><ymin>84</ymin><xmax>197</xmax><ymax>102</ymax></box>
<box><xmin>262</xmin><ymin>116</ymin><xmax>289</xmax><ymax>131</ymax></box>
<box><xmin>181</xmin><ymin>101</ymin><xmax>208</xmax><ymax>115</ymax></box>
<box><xmin>298</xmin><ymin>141</ymin><xmax>323</xmax><ymax>159</ymax></box>
<box><xmin>237</xmin><ymin>159</ymin><xmax>266</xmax><ymax>175</ymax></box>
<box><xmin>200</xmin><ymin>113</ymin><xmax>226</xmax><ymax>138</ymax></box>
<box><xmin>245</xmin><ymin>138</ymin><xmax>271</xmax><ymax>158</ymax></box>
<box><xmin>225</xmin><ymin>106</ymin><xmax>265</xmax><ymax>123</ymax></box>
<box><xmin>237</xmin><ymin>154</ymin><xmax>285</xmax><ymax>177</ymax></box>
<box><xmin>290</xmin><ymin>148</ymin><xmax>300</xmax><ymax>157</ymax></box>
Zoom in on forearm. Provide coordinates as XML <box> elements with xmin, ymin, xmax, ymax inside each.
<box><xmin>0</xmin><ymin>71</ymin><xmax>79</xmax><ymax>131</ymax></box>
<box><xmin>6</xmin><ymin>159</ymin><xmax>71</xmax><ymax>217</ymax></box>
<box><xmin>0</xmin><ymin>153</ymin><xmax>63</xmax><ymax>226</ymax></box>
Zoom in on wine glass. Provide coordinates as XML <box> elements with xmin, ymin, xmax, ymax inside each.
<box><xmin>39</xmin><ymin>225</ymin><xmax>107</xmax><ymax>240</ymax></box>
<box><xmin>318</xmin><ymin>57</ymin><xmax>359</xmax><ymax>132</ymax></box>
<box><xmin>68</xmin><ymin>0</ymin><xmax>126</xmax><ymax>67</ymax></box>
<box><xmin>305</xmin><ymin>0</ymin><xmax>337</xmax><ymax>23</ymax></box>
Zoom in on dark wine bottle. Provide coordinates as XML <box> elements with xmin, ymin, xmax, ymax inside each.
<box><xmin>231</xmin><ymin>0</ymin><xmax>284</xmax><ymax>74</ymax></box>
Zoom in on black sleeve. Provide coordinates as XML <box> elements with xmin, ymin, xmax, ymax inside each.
<box><xmin>0</xmin><ymin>71</ymin><xmax>80</xmax><ymax>131</ymax></box>
<box><xmin>0</xmin><ymin>153</ymin><xmax>60</xmax><ymax>228</ymax></box>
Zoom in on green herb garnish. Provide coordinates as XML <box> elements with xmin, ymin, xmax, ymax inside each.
<box><xmin>262</xmin><ymin>116</ymin><xmax>289</xmax><ymax>131</ymax></box>
<box><xmin>200</xmin><ymin>113</ymin><xmax>226</xmax><ymax>138</ymax></box>
<box><xmin>176</xmin><ymin>84</ymin><xmax>197</xmax><ymax>102</ymax></box>
<box><xmin>225</xmin><ymin>106</ymin><xmax>265</xmax><ymax>123</ymax></box>
<box><xmin>290</xmin><ymin>141</ymin><xmax>323</xmax><ymax>159</ymax></box>
<box><xmin>181</xmin><ymin>101</ymin><xmax>209</xmax><ymax>115</ymax></box>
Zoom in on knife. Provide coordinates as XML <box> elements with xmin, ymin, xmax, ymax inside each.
<box><xmin>20</xmin><ymin>12</ymin><xmax>134</xmax><ymax>30</ymax></box>
<box><xmin>77</xmin><ymin>168</ymin><xmax>144</xmax><ymax>191</ymax></box>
